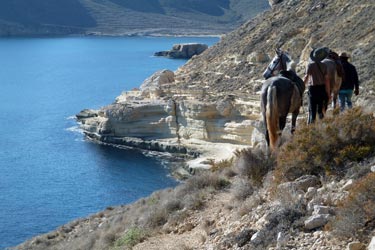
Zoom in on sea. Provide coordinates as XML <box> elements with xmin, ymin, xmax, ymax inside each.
<box><xmin>0</xmin><ymin>36</ymin><xmax>218</xmax><ymax>249</ymax></box>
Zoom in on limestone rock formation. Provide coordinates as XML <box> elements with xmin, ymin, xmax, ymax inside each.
<box><xmin>76</xmin><ymin>68</ymin><xmax>263</xmax><ymax>168</ymax></box>
<box><xmin>154</xmin><ymin>43</ymin><xmax>208</xmax><ymax>59</ymax></box>
<box><xmin>139</xmin><ymin>69</ymin><xmax>175</xmax><ymax>99</ymax></box>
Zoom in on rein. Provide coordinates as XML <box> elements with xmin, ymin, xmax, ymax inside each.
<box><xmin>268</xmin><ymin>54</ymin><xmax>288</xmax><ymax>75</ymax></box>
<box><xmin>280</xmin><ymin>54</ymin><xmax>288</xmax><ymax>71</ymax></box>
<box><xmin>294</xmin><ymin>78</ymin><xmax>305</xmax><ymax>98</ymax></box>
<box><xmin>267</xmin><ymin>57</ymin><xmax>281</xmax><ymax>73</ymax></box>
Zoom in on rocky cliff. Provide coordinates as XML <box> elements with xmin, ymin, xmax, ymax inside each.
<box><xmin>77</xmin><ymin>68</ymin><xmax>263</xmax><ymax>170</ymax></box>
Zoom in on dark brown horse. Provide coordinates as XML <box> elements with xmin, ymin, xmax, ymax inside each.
<box><xmin>261</xmin><ymin>50</ymin><xmax>305</xmax><ymax>151</ymax></box>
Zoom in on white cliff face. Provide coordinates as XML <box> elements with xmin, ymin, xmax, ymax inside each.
<box><xmin>80</xmin><ymin>99</ymin><xmax>261</xmax><ymax>142</ymax></box>
<box><xmin>77</xmin><ymin>70</ymin><xmax>264</xmax><ymax>167</ymax></box>
<box><xmin>139</xmin><ymin>69</ymin><xmax>175</xmax><ymax>99</ymax></box>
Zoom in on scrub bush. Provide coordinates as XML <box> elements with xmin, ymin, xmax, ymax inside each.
<box><xmin>234</xmin><ymin>148</ymin><xmax>274</xmax><ymax>186</ymax></box>
<box><xmin>112</xmin><ymin>227</ymin><xmax>145</xmax><ymax>249</ymax></box>
<box><xmin>275</xmin><ymin>107</ymin><xmax>375</xmax><ymax>182</ymax></box>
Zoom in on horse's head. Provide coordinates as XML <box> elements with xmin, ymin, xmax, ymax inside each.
<box><xmin>328</xmin><ymin>49</ymin><xmax>339</xmax><ymax>60</ymax></box>
<box><xmin>263</xmin><ymin>49</ymin><xmax>292</xmax><ymax>79</ymax></box>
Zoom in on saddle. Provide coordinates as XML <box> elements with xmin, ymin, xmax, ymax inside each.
<box><xmin>279</xmin><ymin>70</ymin><xmax>304</xmax><ymax>97</ymax></box>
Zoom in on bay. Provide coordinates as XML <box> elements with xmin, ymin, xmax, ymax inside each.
<box><xmin>0</xmin><ymin>36</ymin><xmax>218</xmax><ymax>249</ymax></box>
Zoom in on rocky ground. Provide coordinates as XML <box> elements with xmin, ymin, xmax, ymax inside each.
<box><xmin>15</xmin><ymin>149</ymin><xmax>375</xmax><ymax>250</ymax></box>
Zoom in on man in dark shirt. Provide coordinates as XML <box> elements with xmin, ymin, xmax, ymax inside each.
<box><xmin>304</xmin><ymin>47</ymin><xmax>330</xmax><ymax>124</ymax></box>
<box><xmin>339</xmin><ymin>52</ymin><xmax>359</xmax><ymax>111</ymax></box>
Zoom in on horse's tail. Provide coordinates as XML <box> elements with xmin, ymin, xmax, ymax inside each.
<box><xmin>266</xmin><ymin>85</ymin><xmax>279</xmax><ymax>151</ymax></box>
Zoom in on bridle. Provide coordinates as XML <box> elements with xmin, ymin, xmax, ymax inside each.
<box><xmin>266</xmin><ymin>52</ymin><xmax>288</xmax><ymax>76</ymax></box>
<box><xmin>263</xmin><ymin>49</ymin><xmax>292</xmax><ymax>80</ymax></box>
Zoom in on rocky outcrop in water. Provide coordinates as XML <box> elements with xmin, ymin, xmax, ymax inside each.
<box><xmin>154</xmin><ymin>43</ymin><xmax>209</xmax><ymax>59</ymax></box>
<box><xmin>77</xmin><ymin>69</ymin><xmax>264</xmax><ymax>168</ymax></box>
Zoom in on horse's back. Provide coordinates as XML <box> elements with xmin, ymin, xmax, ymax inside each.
<box><xmin>322</xmin><ymin>58</ymin><xmax>342</xmax><ymax>93</ymax></box>
<box><xmin>264</xmin><ymin>76</ymin><xmax>294</xmax><ymax>93</ymax></box>
<box><xmin>322</xmin><ymin>59</ymin><xmax>336</xmax><ymax>76</ymax></box>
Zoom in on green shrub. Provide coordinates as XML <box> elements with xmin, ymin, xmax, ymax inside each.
<box><xmin>275</xmin><ymin>107</ymin><xmax>375</xmax><ymax>182</ymax></box>
<box><xmin>113</xmin><ymin>227</ymin><xmax>145</xmax><ymax>249</ymax></box>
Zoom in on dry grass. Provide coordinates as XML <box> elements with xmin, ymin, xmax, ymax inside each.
<box><xmin>231</xmin><ymin>178</ymin><xmax>254</xmax><ymax>201</ymax></box>
<box><xmin>91</xmin><ymin>170</ymin><xmax>232</xmax><ymax>249</ymax></box>
<box><xmin>234</xmin><ymin>148</ymin><xmax>274</xmax><ymax>186</ymax></box>
<box><xmin>329</xmin><ymin>172</ymin><xmax>375</xmax><ymax>237</ymax></box>
<box><xmin>237</xmin><ymin>193</ymin><xmax>264</xmax><ymax>217</ymax></box>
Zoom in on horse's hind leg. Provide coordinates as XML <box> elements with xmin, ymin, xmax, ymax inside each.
<box><xmin>262</xmin><ymin>112</ymin><xmax>271</xmax><ymax>148</ymax></box>
<box><xmin>291</xmin><ymin>111</ymin><xmax>299</xmax><ymax>134</ymax></box>
<box><xmin>265</xmin><ymin>129</ymin><xmax>270</xmax><ymax>147</ymax></box>
<box><xmin>279</xmin><ymin>116</ymin><xmax>287</xmax><ymax>131</ymax></box>
<box><xmin>332</xmin><ymin>92</ymin><xmax>338</xmax><ymax>109</ymax></box>
<box><xmin>272</xmin><ymin>116</ymin><xmax>287</xmax><ymax>147</ymax></box>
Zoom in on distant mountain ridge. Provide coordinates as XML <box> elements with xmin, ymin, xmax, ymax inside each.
<box><xmin>0</xmin><ymin>0</ymin><xmax>269</xmax><ymax>36</ymax></box>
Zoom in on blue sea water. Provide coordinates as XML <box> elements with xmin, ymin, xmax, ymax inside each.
<box><xmin>0</xmin><ymin>36</ymin><xmax>218</xmax><ymax>249</ymax></box>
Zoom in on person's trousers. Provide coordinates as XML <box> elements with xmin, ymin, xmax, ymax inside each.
<box><xmin>308</xmin><ymin>85</ymin><xmax>327</xmax><ymax>124</ymax></box>
<box><xmin>338</xmin><ymin>89</ymin><xmax>353</xmax><ymax>112</ymax></box>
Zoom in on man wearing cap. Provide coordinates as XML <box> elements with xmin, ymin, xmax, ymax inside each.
<box><xmin>339</xmin><ymin>52</ymin><xmax>359</xmax><ymax>111</ymax></box>
<box><xmin>303</xmin><ymin>47</ymin><xmax>330</xmax><ymax>124</ymax></box>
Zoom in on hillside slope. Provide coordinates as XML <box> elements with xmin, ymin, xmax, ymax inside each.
<box><xmin>0</xmin><ymin>0</ymin><xmax>96</xmax><ymax>36</ymax></box>
<box><xmin>175</xmin><ymin>0</ymin><xmax>375</xmax><ymax>105</ymax></box>
<box><xmin>0</xmin><ymin>0</ymin><xmax>269</xmax><ymax>36</ymax></box>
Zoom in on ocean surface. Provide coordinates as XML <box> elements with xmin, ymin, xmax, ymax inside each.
<box><xmin>0</xmin><ymin>36</ymin><xmax>218</xmax><ymax>249</ymax></box>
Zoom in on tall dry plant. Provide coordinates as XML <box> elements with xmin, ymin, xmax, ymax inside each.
<box><xmin>234</xmin><ymin>148</ymin><xmax>274</xmax><ymax>186</ymax></box>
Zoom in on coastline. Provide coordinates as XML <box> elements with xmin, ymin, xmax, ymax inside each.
<box><xmin>81</xmin><ymin>128</ymin><xmax>251</xmax><ymax>178</ymax></box>
<box><xmin>0</xmin><ymin>34</ymin><xmax>223</xmax><ymax>40</ymax></box>
<box><xmin>2</xmin><ymin>36</ymin><xmax>222</xmax><ymax>250</ymax></box>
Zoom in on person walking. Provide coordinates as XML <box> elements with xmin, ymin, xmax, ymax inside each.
<box><xmin>338</xmin><ymin>52</ymin><xmax>359</xmax><ymax>111</ymax></box>
<box><xmin>303</xmin><ymin>47</ymin><xmax>330</xmax><ymax>124</ymax></box>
